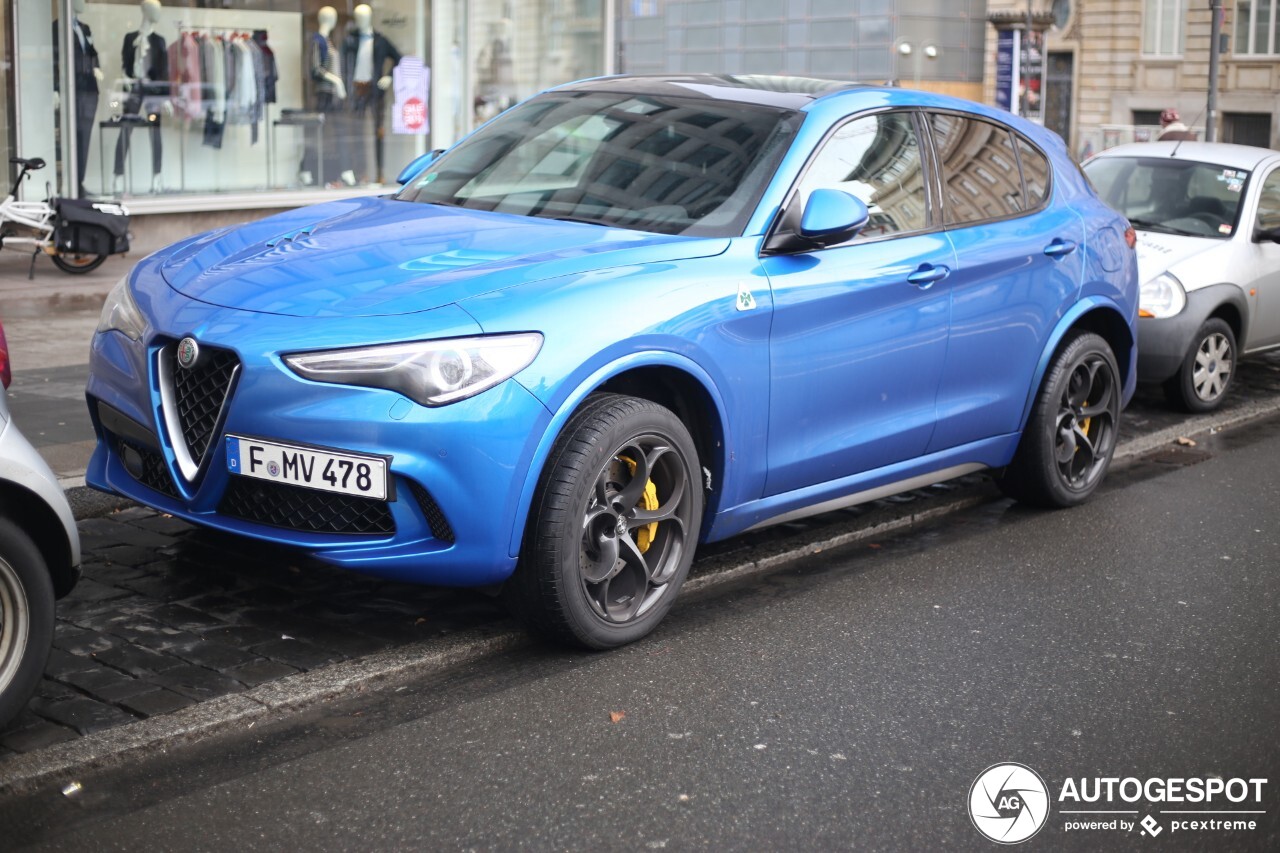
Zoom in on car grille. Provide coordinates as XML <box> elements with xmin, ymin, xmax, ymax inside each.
<box><xmin>165</xmin><ymin>343</ymin><xmax>239</xmax><ymax>468</ymax></box>
<box><xmin>408</xmin><ymin>481</ymin><xmax>455</xmax><ymax>543</ymax></box>
<box><xmin>218</xmin><ymin>476</ymin><xmax>395</xmax><ymax>536</ymax></box>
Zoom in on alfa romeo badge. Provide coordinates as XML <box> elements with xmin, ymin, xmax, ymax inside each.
<box><xmin>177</xmin><ymin>337</ymin><xmax>200</xmax><ymax>370</ymax></box>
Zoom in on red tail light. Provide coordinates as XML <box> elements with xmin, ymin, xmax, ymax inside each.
<box><xmin>0</xmin><ymin>320</ymin><xmax>10</xmax><ymax>389</ymax></box>
<box><xmin>1124</xmin><ymin>223</ymin><xmax>1137</xmax><ymax>249</ymax></box>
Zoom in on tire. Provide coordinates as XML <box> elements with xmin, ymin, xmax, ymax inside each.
<box><xmin>997</xmin><ymin>332</ymin><xmax>1121</xmax><ymax>508</ymax></box>
<box><xmin>505</xmin><ymin>394</ymin><xmax>703</xmax><ymax>650</ymax></box>
<box><xmin>0</xmin><ymin>518</ymin><xmax>56</xmax><ymax>728</ymax></box>
<box><xmin>1163</xmin><ymin>318</ymin><xmax>1235</xmax><ymax>413</ymax></box>
<box><xmin>51</xmin><ymin>250</ymin><xmax>108</xmax><ymax>274</ymax></box>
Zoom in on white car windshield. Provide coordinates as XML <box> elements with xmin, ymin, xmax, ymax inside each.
<box><xmin>1084</xmin><ymin>156</ymin><xmax>1249</xmax><ymax>240</ymax></box>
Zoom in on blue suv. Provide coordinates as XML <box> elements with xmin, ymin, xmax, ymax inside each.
<box><xmin>86</xmin><ymin>76</ymin><xmax>1139</xmax><ymax>648</ymax></box>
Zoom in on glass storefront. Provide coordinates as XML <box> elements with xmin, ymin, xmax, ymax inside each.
<box><xmin>9</xmin><ymin>0</ymin><xmax>608</xmax><ymax>206</ymax></box>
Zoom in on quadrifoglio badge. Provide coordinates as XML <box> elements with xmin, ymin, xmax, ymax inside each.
<box><xmin>968</xmin><ymin>763</ymin><xmax>1269</xmax><ymax>844</ymax></box>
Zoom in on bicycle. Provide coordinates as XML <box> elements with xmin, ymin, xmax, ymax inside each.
<box><xmin>1</xmin><ymin>156</ymin><xmax>130</xmax><ymax>277</ymax></box>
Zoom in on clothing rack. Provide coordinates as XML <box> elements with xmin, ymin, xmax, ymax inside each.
<box><xmin>168</xmin><ymin>23</ymin><xmax>279</xmax><ymax>191</ymax></box>
<box><xmin>174</xmin><ymin>23</ymin><xmax>268</xmax><ymax>36</ymax></box>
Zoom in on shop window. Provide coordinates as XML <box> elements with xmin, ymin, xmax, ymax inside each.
<box><xmin>17</xmin><ymin>0</ymin><xmax>605</xmax><ymax>205</ymax></box>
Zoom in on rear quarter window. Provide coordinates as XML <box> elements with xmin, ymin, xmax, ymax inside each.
<box><xmin>929</xmin><ymin>112</ymin><xmax>1036</xmax><ymax>226</ymax></box>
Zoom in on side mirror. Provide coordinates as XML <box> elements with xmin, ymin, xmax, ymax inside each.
<box><xmin>798</xmin><ymin>189</ymin><xmax>870</xmax><ymax>248</ymax></box>
<box><xmin>396</xmin><ymin>149</ymin><xmax>446</xmax><ymax>186</ymax></box>
<box><xmin>1252</xmin><ymin>224</ymin><xmax>1280</xmax><ymax>244</ymax></box>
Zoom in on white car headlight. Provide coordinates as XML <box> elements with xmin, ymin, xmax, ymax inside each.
<box><xmin>96</xmin><ymin>276</ymin><xmax>146</xmax><ymax>341</ymax></box>
<box><xmin>1138</xmin><ymin>273</ymin><xmax>1186</xmax><ymax>319</ymax></box>
<box><xmin>283</xmin><ymin>333</ymin><xmax>543</xmax><ymax>407</ymax></box>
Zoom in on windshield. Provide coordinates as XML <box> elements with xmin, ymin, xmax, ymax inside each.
<box><xmin>396</xmin><ymin>91</ymin><xmax>799</xmax><ymax>237</ymax></box>
<box><xmin>1083</xmin><ymin>156</ymin><xmax>1249</xmax><ymax>240</ymax></box>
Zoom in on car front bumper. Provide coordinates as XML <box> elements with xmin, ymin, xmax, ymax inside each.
<box><xmin>85</xmin><ymin>281</ymin><xmax>553</xmax><ymax>587</ymax></box>
<box><xmin>1137</xmin><ymin>284</ymin><xmax>1245</xmax><ymax>385</ymax></box>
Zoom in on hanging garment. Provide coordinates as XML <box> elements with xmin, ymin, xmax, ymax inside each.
<box><xmin>253</xmin><ymin>30</ymin><xmax>277</xmax><ymax>104</ymax></box>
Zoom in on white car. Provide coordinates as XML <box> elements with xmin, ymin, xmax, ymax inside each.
<box><xmin>0</xmin><ymin>319</ymin><xmax>81</xmax><ymax>727</ymax></box>
<box><xmin>1084</xmin><ymin>141</ymin><xmax>1280</xmax><ymax>411</ymax></box>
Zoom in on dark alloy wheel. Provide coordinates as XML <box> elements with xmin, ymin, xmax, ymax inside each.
<box><xmin>997</xmin><ymin>332</ymin><xmax>1121</xmax><ymax>508</ymax></box>
<box><xmin>0</xmin><ymin>518</ymin><xmax>56</xmax><ymax>728</ymax></box>
<box><xmin>507</xmin><ymin>394</ymin><xmax>702</xmax><ymax>649</ymax></box>
<box><xmin>1165</xmin><ymin>318</ymin><xmax>1235</xmax><ymax>413</ymax></box>
<box><xmin>51</xmin><ymin>250</ymin><xmax>108</xmax><ymax>274</ymax></box>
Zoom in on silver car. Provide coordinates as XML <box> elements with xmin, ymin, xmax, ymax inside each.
<box><xmin>0</xmin><ymin>319</ymin><xmax>81</xmax><ymax>727</ymax></box>
<box><xmin>1083</xmin><ymin>141</ymin><xmax>1280</xmax><ymax>411</ymax></box>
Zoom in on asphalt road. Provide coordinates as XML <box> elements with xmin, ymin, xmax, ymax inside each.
<box><xmin>4</xmin><ymin>418</ymin><xmax>1277</xmax><ymax>851</ymax></box>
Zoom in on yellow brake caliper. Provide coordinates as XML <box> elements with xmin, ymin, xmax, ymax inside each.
<box><xmin>620</xmin><ymin>455</ymin><xmax>660</xmax><ymax>553</ymax></box>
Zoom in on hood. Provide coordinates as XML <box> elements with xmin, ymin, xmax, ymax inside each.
<box><xmin>159</xmin><ymin>197</ymin><xmax>726</xmax><ymax>317</ymax></box>
<box><xmin>1134</xmin><ymin>231</ymin><xmax>1233</xmax><ymax>290</ymax></box>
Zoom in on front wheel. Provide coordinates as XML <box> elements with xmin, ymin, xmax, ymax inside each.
<box><xmin>506</xmin><ymin>394</ymin><xmax>703</xmax><ymax>649</ymax></box>
<box><xmin>997</xmin><ymin>332</ymin><xmax>1121</xmax><ymax>508</ymax></box>
<box><xmin>51</xmin><ymin>249</ymin><xmax>108</xmax><ymax>274</ymax></box>
<box><xmin>0</xmin><ymin>518</ymin><xmax>56</xmax><ymax>728</ymax></box>
<box><xmin>1164</xmin><ymin>318</ymin><xmax>1235</xmax><ymax>413</ymax></box>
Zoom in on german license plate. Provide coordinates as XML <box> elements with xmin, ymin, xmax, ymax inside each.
<box><xmin>225</xmin><ymin>435</ymin><xmax>389</xmax><ymax>501</ymax></box>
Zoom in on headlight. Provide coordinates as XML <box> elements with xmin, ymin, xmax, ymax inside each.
<box><xmin>96</xmin><ymin>276</ymin><xmax>146</xmax><ymax>341</ymax></box>
<box><xmin>283</xmin><ymin>333</ymin><xmax>543</xmax><ymax>407</ymax></box>
<box><xmin>1138</xmin><ymin>273</ymin><xmax>1186</xmax><ymax>319</ymax></box>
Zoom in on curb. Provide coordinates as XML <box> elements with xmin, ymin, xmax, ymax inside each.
<box><xmin>6</xmin><ymin>398</ymin><xmax>1280</xmax><ymax>796</ymax></box>
<box><xmin>0</xmin><ymin>629</ymin><xmax>526</xmax><ymax>796</ymax></box>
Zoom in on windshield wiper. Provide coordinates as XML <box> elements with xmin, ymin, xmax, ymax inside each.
<box><xmin>1128</xmin><ymin>218</ymin><xmax>1205</xmax><ymax>238</ymax></box>
<box><xmin>541</xmin><ymin>213</ymin><xmax>606</xmax><ymax>227</ymax></box>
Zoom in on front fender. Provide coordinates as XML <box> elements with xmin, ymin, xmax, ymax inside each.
<box><xmin>1018</xmin><ymin>296</ymin><xmax>1138</xmax><ymax>429</ymax></box>
<box><xmin>1137</xmin><ymin>283</ymin><xmax>1250</xmax><ymax>384</ymax></box>
<box><xmin>505</xmin><ymin>351</ymin><xmax>731</xmax><ymax>558</ymax></box>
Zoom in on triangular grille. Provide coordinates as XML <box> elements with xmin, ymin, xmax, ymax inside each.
<box><xmin>166</xmin><ymin>344</ymin><xmax>239</xmax><ymax>468</ymax></box>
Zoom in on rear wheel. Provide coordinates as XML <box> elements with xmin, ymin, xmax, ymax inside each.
<box><xmin>506</xmin><ymin>394</ymin><xmax>702</xmax><ymax>649</ymax></box>
<box><xmin>997</xmin><ymin>332</ymin><xmax>1121</xmax><ymax>508</ymax></box>
<box><xmin>0</xmin><ymin>519</ymin><xmax>56</xmax><ymax>727</ymax></box>
<box><xmin>51</xmin><ymin>250</ymin><xmax>108</xmax><ymax>274</ymax></box>
<box><xmin>1164</xmin><ymin>318</ymin><xmax>1235</xmax><ymax>413</ymax></box>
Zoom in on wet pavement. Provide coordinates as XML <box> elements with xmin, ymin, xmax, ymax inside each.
<box><xmin>3</xmin><ymin>251</ymin><xmax>1280</xmax><ymax>768</ymax></box>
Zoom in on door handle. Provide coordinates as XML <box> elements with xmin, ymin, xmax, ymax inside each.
<box><xmin>907</xmin><ymin>265</ymin><xmax>950</xmax><ymax>288</ymax></box>
<box><xmin>1044</xmin><ymin>239</ymin><xmax>1078</xmax><ymax>258</ymax></box>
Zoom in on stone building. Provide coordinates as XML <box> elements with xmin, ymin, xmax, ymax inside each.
<box><xmin>984</xmin><ymin>0</ymin><xmax>1280</xmax><ymax>157</ymax></box>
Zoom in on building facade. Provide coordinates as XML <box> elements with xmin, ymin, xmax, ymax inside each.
<box><xmin>2</xmin><ymin>0</ymin><xmax>610</xmax><ymax>226</ymax></box>
<box><xmin>617</xmin><ymin>0</ymin><xmax>989</xmax><ymax>101</ymax></box>
<box><xmin>984</xmin><ymin>0</ymin><xmax>1280</xmax><ymax>157</ymax></box>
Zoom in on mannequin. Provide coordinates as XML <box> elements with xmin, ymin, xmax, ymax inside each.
<box><xmin>474</xmin><ymin>18</ymin><xmax>514</xmax><ymax>123</ymax></box>
<box><xmin>341</xmin><ymin>3</ymin><xmax>401</xmax><ymax>184</ymax></box>
<box><xmin>114</xmin><ymin>0</ymin><xmax>169</xmax><ymax>194</ymax></box>
<box><xmin>303</xmin><ymin>6</ymin><xmax>346</xmax><ymax>185</ymax></box>
<box><xmin>53</xmin><ymin>0</ymin><xmax>104</xmax><ymax>197</ymax></box>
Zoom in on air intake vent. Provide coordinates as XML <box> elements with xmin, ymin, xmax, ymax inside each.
<box><xmin>219</xmin><ymin>477</ymin><xmax>395</xmax><ymax>536</ymax></box>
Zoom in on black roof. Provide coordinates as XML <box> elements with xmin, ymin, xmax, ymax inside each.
<box><xmin>554</xmin><ymin>74</ymin><xmax>869</xmax><ymax>110</ymax></box>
